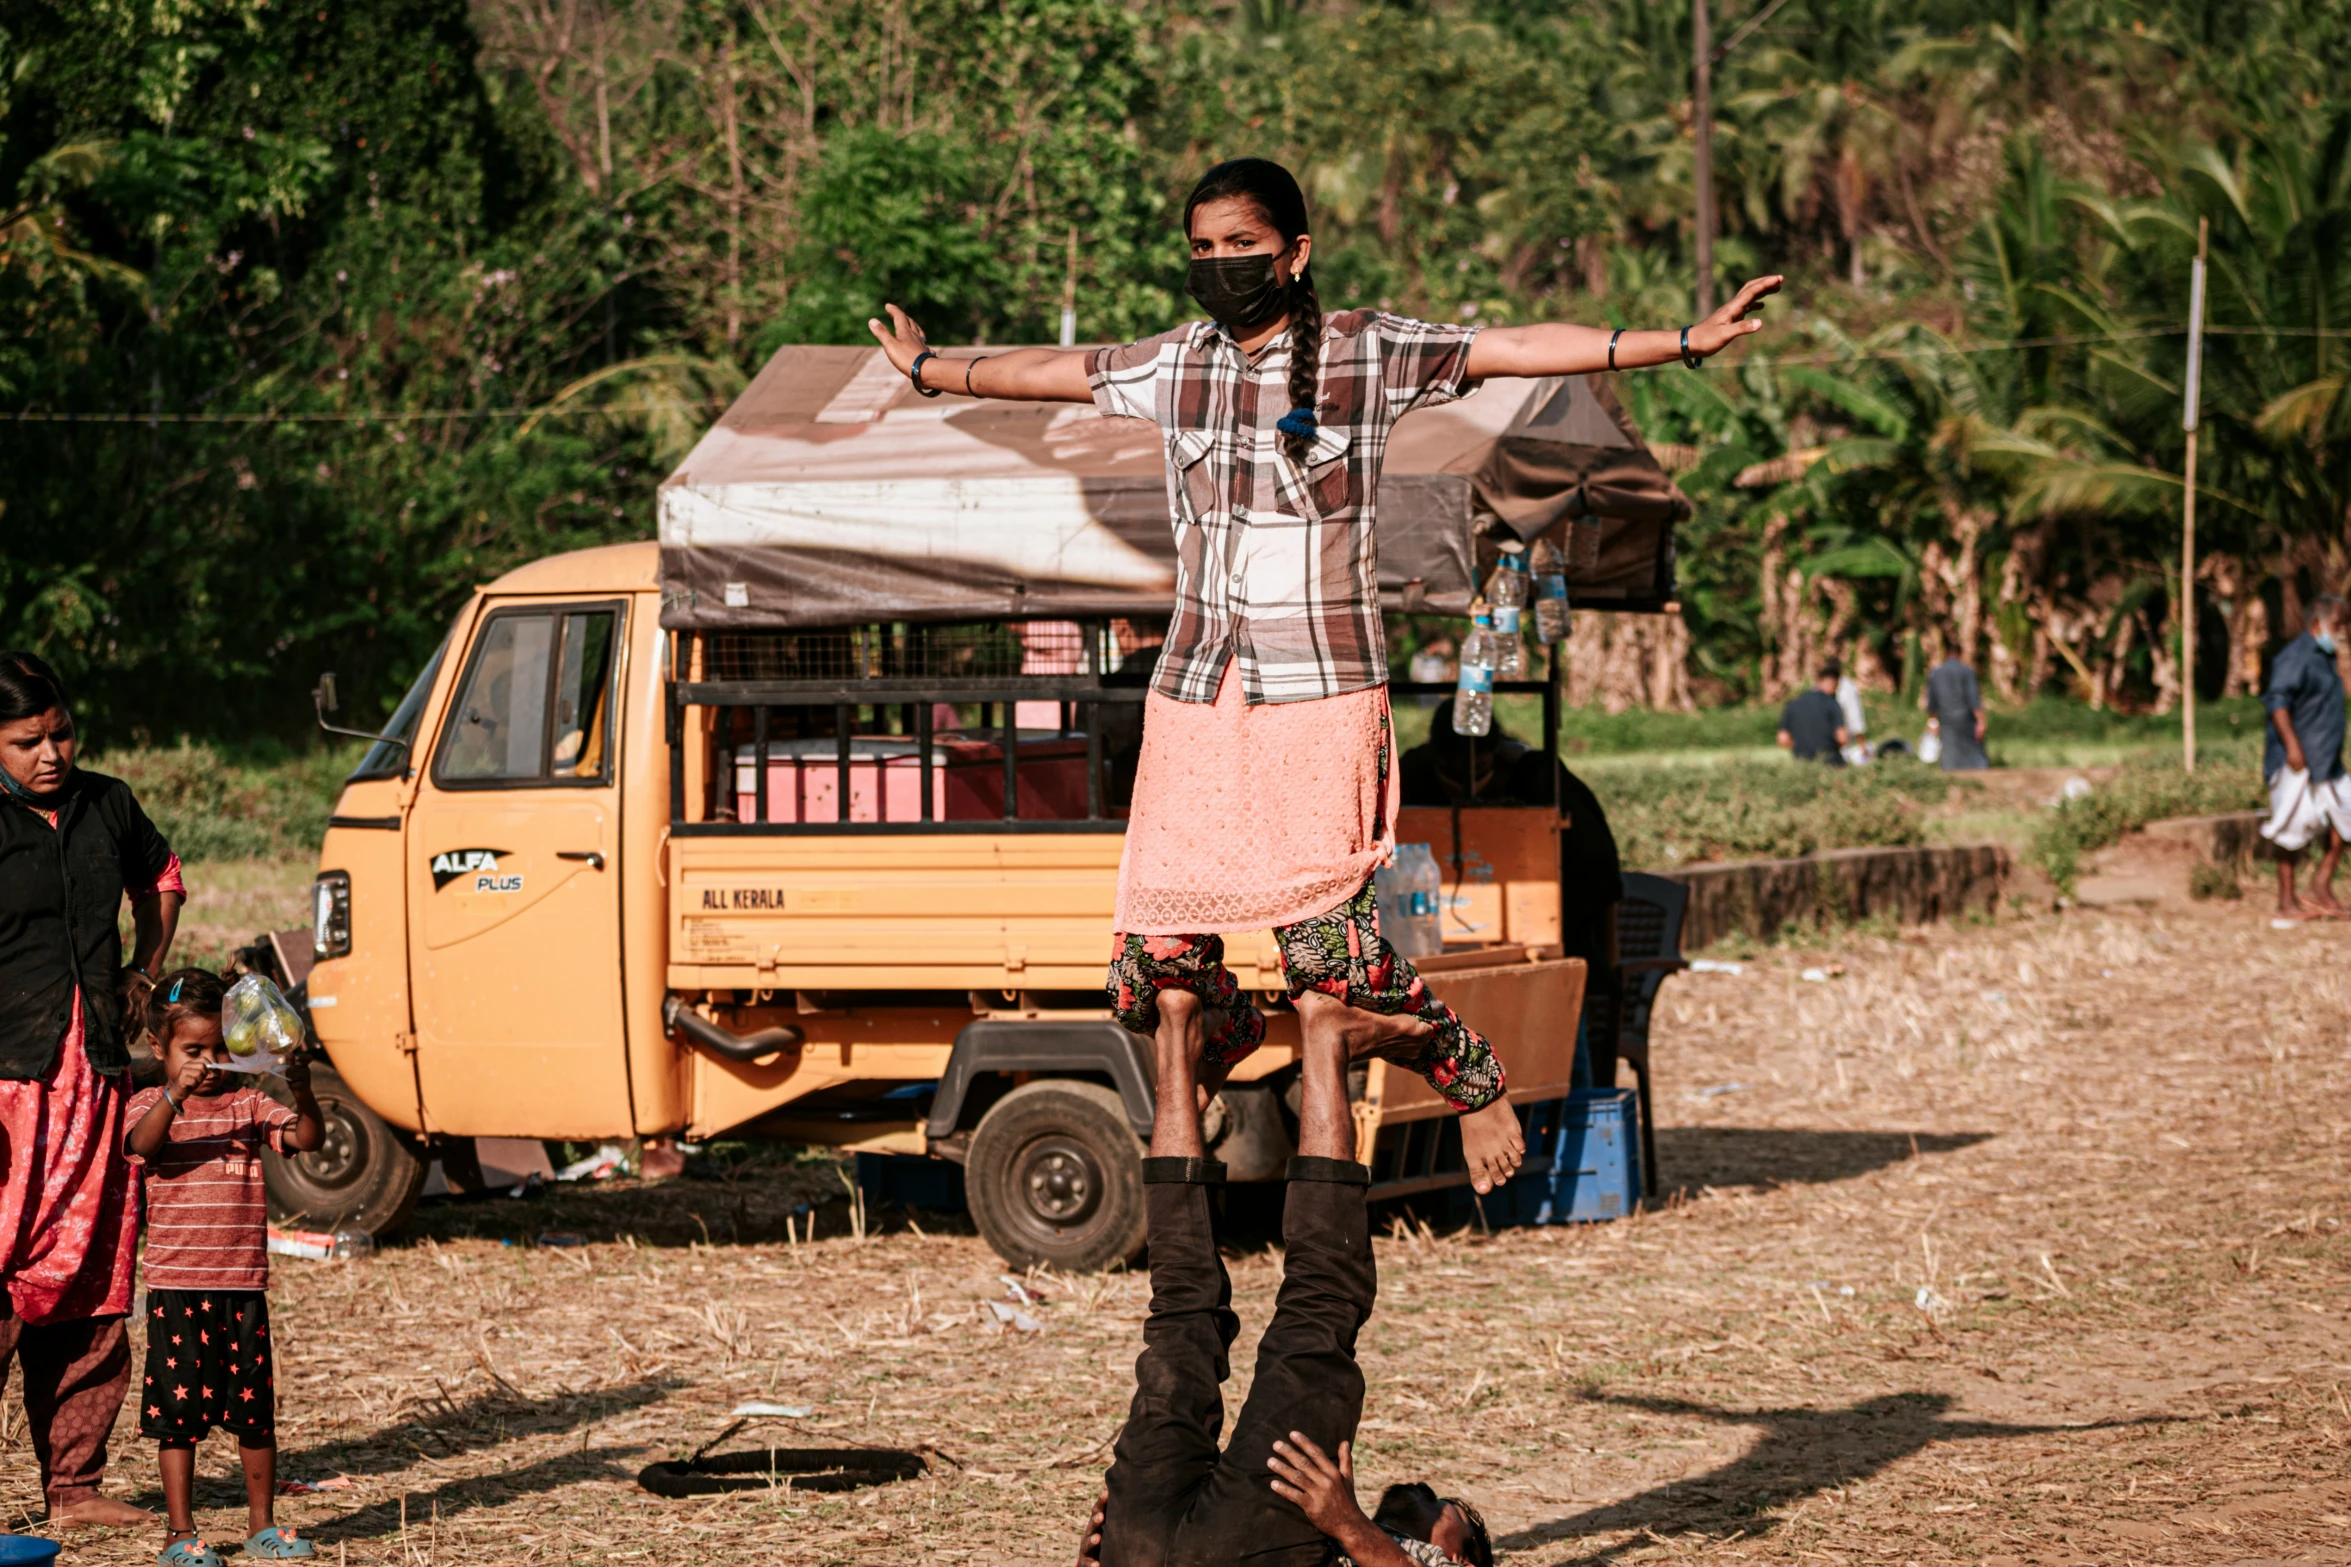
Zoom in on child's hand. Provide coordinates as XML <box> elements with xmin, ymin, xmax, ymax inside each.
<box><xmin>169</xmin><ymin>1050</ymin><xmax>212</xmax><ymax>1103</ymax></box>
<box><xmin>280</xmin><ymin>1053</ymin><xmax>313</xmax><ymax>1095</ymax></box>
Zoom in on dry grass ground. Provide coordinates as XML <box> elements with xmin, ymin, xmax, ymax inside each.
<box><xmin>11</xmin><ymin>894</ymin><xmax>2351</xmax><ymax>1565</ymax></box>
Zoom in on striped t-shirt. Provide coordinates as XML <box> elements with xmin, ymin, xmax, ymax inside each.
<box><xmin>126</xmin><ymin>1086</ymin><xmax>296</xmax><ymax>1291</ymax></box>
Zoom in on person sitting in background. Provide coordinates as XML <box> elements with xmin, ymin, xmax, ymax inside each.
<box><xmin>1399</xmin><ymin>700</ymin><xmax>1621</xmax><ymax>970</ymax></box>
<box><xmin>2260</xmin><ymin>593</ymin><xmax>2351</xmax><ymax>920</ymax></box>
<box><xmin>1777</xmin><ymin>660</ymin><xmax>1849</xmax><ymax>764</ymax></box>
<box><xmin>1398</xmin><ymin>701</ymin><xmax>1623</xmax><ymax>1086</ymax></box>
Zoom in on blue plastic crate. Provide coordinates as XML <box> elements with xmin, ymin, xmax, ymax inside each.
<box><xmin>1511</xmin><ymin>1088</ymin><xmax>1642</xmax><ymax>1224</ymax></box>
<box><xmin>855</xmin><ymin>1152</ymin><xmax>967</xmax><ymax>1212</ymax></box>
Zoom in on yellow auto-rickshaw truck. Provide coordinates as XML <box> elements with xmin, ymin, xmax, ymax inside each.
<box><xmin>270</xmin><ymin>344</ymin><xmax>1691</xmax><ymax>1270</ymax></box>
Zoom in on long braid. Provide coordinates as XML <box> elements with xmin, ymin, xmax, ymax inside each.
<box><xmin>1280</xmin><ymin>273</ymin><xmax>1323</xmax><ymax>464</ymax></box>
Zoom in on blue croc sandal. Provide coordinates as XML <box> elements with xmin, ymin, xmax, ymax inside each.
<box><xmin>244</xmin><ymin>1529</ymin><xmax>315</xmax><ymax>1561</ymax></box>
<box><xmin>158</xmin><ymin>1536</ymin><xmax>224</xmax><ymax>1567</ymax></box>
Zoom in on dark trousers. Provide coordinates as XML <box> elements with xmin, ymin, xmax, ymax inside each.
<box><xmin>1099</xmin><ymin>1162</ymin><xmax>1376</xmax><ymax>1567</ymax></box>
<box><xmin>0</xmin><ymin>1308</ymin><xmax>131</xmax><ymax>1509</ymax></box>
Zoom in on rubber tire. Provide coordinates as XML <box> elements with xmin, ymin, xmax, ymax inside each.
<box><xmin>261</xmin><ymin>1061</ymin><xmax>426</xmax><ymax>1236</ymax></box>
<box><xmin>966</xmin><ymin>1080</ymin><xmax>1146</xmax><ymax>1273</ymax></box>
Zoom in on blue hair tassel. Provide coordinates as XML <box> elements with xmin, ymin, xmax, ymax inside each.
<box><xmin>1276</xmin><ymin>407</ymin><xmax>1318</xmax><ymax>440</ymax></box>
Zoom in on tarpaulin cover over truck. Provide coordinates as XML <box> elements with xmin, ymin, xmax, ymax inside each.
<box><xmin>656</xmin><ymin>344</ymin><xmax>1692</xmax><ymax>631</ymax></box>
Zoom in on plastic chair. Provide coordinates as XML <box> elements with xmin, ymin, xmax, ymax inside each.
<box><xmin>1591</xmin><ymin>871</ymin><xmax>1688</xmax><ymax>1197</ymax></box>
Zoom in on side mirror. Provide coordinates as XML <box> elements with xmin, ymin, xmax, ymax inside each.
<box><xmin>312</xmin><ymin>670</ymin><xmax>413</xmax><ymax>758</ymax></box>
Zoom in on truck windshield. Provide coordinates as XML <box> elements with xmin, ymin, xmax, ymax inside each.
<box><xmin>347</xmin><ymin>631</ymin><xmax>452</xmax><ymax>782</ymax></box>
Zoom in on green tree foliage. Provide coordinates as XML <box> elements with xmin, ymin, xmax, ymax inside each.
<box><xmin>9</xmin><ymin>0</ymin><xmax>2351</xmax><ymax>742</ymax></box>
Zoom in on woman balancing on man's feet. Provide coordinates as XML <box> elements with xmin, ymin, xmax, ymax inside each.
<box><xmin>868</xmin><ymin>157</ymin><xmax>1780</xmax><ymax>1196</ymax></box>
<box><xmin>1071</xmin><ymin>988</ymin><xmax>1494</xmax><ymax>1567</ymax></box>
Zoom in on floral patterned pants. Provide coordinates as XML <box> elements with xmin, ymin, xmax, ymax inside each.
<box><xmin>1107</xmin><ymin>879</ymin><xmax>1506</xmax><ymax>1112</ymax></box>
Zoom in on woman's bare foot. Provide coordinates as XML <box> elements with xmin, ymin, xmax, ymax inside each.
<box><xmin>1459</xmin><ymin>1097</ymin><xmax>1524</xmax><ymax>1194</ymax></box>
<box><xmin>50</xmin><ymin>1494</ymin><xmax>152</xmax><ymax>1528</ymax></box>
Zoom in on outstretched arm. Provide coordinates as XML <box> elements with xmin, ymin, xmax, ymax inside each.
<box><xmin>1465</xmin><ymin>276</ymin><xmax>1783</xmax><ymax>380</ymax></box>
<box><xmin>866</xmin><ymin>304</ymin><xmax>1094</xmax><ymax>403</ymax></box>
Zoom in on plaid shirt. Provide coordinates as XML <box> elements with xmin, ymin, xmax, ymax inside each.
<box><xmin>1088</xmin><ymin>311</ymin><xmax>1481</xmax><ymax>705</ymax></box>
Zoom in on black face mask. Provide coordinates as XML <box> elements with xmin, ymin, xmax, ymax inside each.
<box><xmin>1187</xmin><ymin>253</ymin><xmax>1292</xmax><ymax>329</ymax></box>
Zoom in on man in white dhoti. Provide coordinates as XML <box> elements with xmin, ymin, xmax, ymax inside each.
<box><xmin>2260</xmin><ymin>595</ymin><xmax>2351</xmax><ymax>919</ymax></box>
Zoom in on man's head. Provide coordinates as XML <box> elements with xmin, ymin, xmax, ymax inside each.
<box><xmin>2309</xmin><ymin>594</ymin><xmax>2348</xmax><ymax>651</ymax></box>
<box><xmin>1374</xmin><ymin>1482</ymin><xmax>1493</xmax><ymax>1567</ymax></box>
<box><xmin>1816</xmin><ymin>656</ymin><xmax>1843</xmax><ymax>692</ymax></box>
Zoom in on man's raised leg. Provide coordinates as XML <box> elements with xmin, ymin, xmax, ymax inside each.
<box><xmin>1098</xmin><ymin>990</ymin><xmax>1242</xmax><ymax>1567</ymax></box>
<box><xmin>1167</xmin><ymin>991</ymin><xmax>1379</xmax><ymax>1567</ymax></box>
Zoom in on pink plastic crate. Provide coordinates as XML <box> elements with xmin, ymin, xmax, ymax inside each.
<box><xmin>733</xmin><ymin>737</ymin><xmax>1098</xmax><ymax>824</ymax></box>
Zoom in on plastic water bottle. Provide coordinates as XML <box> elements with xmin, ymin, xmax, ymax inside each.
<box><xmin>1485</xmin><ymin>547</ymin><xmax>1528</xmax><ymax>680</ymax></box>
<box><xmin>1530</xmin><ymin>534</ymin><xmax>1570</xmax><ymax>645</ymax></box>
<box><xmin>1376</xmin><ymin>843</ymin><xmax>1444</xmax><ymax>958</ymax></box>
<box><xmin>331</xmin><ymin>1227</ymin><xmax>375</xmax><ymax>1260</ymax></box>
<box><xmin>1453</xmin><ymin>600</ymin><xmax>1496</xmax><ymax>736</ymax></box>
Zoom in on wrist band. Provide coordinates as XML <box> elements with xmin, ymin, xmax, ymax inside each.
<box><xmin>964</xmin><ymin>355</ymin><xmax>991</xmax><ymax>397</ymax></box>
<box><xmin>1680</xmin><ymin>325</ymin><xmax>1703</xmax><ymax>370</ymax></box>
<box><xmin>1607</xmin><ymin>328</ymin><xmax>1622</xmax><ymax>372</ymax></box>
<box><xmin>908</xmin><ymin>349</ymin><xmax>943</xmax><ymax>398</ymax></box>
<box><xmin>163</xmin><ymin>1088</ymin><xmax>183</xmax><ymax>1111</ymax></box>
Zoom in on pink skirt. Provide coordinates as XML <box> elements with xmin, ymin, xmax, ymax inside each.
<box><xmin>0</xmin><ymin>994</ymin><xmax>139</xmax><ymax>1325</ymax></box>
<box><xmin>1114</xmin><ymin>664</ymin><xmax>1397</xmax><ymax>934</ymax></box>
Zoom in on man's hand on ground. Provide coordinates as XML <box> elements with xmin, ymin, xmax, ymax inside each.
<box><xmin>1270</xmin><ymin>1435</ymin><xmax>1418</xmax><ymax>1565</ymax></box>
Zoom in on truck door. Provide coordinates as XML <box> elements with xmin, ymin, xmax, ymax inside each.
<box><xmin>406</xmin><ymin>597</ymin><xmax>635</xmax><ymax>1137</ymax></box>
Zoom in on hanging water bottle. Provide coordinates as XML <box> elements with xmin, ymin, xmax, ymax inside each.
<box><xmin>1530</xmin><ymin>533</ymin><xmax>1570</xmax><ymax>645</ymax></box>
<box><xmin>1484</xmin><ymin>546</ymin><xmax>1528</xmax><ymax>680</ymax></box>
<box><xmin>1453</xmin><ymin>599</ymin><xmax>1496</xmax><ymax>736</ymax></box>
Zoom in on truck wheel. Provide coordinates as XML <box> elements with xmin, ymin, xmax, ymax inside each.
<box><xmin>262</xmin><ymin>1062</ymin><xmax>426</xmax><ymax>1236</ymax></box>
<box><xmin>966</xmin><ymin>1081</ymin><xmax>1146</xmax><ymax>1273</ymax></box>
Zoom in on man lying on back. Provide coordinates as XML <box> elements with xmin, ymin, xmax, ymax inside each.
<box><xmin>1073</xmin><ymin>987</ymin><xmax>1494</xmax><ymax>1567</ymax></box>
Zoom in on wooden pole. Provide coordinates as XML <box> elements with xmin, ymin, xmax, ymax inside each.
<box><xmin>1692</xmin><ymin>0</ymin><xmax>1716</xmax><ymax>317</ymax></box>
<box><xmin>2182</xmin><ymin>216</ymin><xmax>2209</xmax><ymax>772</ymax></box>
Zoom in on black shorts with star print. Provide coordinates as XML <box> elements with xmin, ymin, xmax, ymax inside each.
<box><xmin>139</xmin><ymin>1289</ymin><xmax>275</xmax><ymax>1441</ymax></box>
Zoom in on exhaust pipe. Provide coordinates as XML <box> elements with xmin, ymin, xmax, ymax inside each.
<box><xmin>663</xmin><ymin>995</ymin><xmax>803</xmax><ymax>1063</ymax></box>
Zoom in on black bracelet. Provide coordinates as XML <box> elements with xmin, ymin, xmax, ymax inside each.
<box><xmin>1607</xmin><ymin>328</ymin><xmax>1623</xmax><ymax>372</ymax></box>
<box><xmin>1680</xmin><ymin>325</ymin><xmax>1703</xmax><ymax>370</ymax></box>
<box><xmin>964</xmin><ymin>354</ymin><xmax>991</xmax><ymax>397</ymax></box>
<box><xmin>908</xmin><ymin>348</ymin><xmax>943</xmax><ymax>398</ymax></box>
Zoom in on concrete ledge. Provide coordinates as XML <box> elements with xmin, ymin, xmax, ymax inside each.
<box><xmin>1656</xmin><ymin>843</ymin><xmax>2012</xmax><ymax>948</ymax></box>
<box><xmin>2141</xmin><ymin>811</ymin><xmax>2267</xmax><ymax>866</ymax></box>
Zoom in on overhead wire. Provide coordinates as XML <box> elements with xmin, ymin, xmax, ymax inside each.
<box><xmin>11</xmin><ymin>324</ymin><xmax>2351</xmax><ymax>423</ymax></box>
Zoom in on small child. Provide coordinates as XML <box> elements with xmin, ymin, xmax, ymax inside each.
<box><xmin>125</xmin><ymin>968</ymin><xmax>325</xmax><ymax>1567</ymax></box>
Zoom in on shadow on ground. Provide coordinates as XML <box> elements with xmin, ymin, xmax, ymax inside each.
<box><xmin>1499</xmin><ymin>1391</ymin><xmax>2157</xmax><ymax>1562</ymax></box>
<box><xmin>395</xmin><ymin>1161</ymin><xmax>980</xmax><ymax>1251</ymax></box>
<box><xmin>1654</xmin><ymin>1127</ymin><xmax>1993</xmax><ymax>1196</ymax></box>
<box><xmin>129</xmin><ymin>1380</ymin><xmax>676</xmax><ymax>1516</ymax></box>
<box><xmin>303</xmin><ymin>1448</ymin><xmax>649</xmax><ymax>1541</ymax></box>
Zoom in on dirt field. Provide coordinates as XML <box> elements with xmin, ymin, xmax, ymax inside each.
<box><xmin>11</xmin><ymin>890</ymin><xmax>2351</xmax><ymax>1565</ymax></box>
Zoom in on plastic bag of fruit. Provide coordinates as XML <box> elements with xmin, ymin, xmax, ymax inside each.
<box><xmin>218</xmin><ymin>973</ymin><xmax>304</xmax><ymax>1074</ymax></box>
